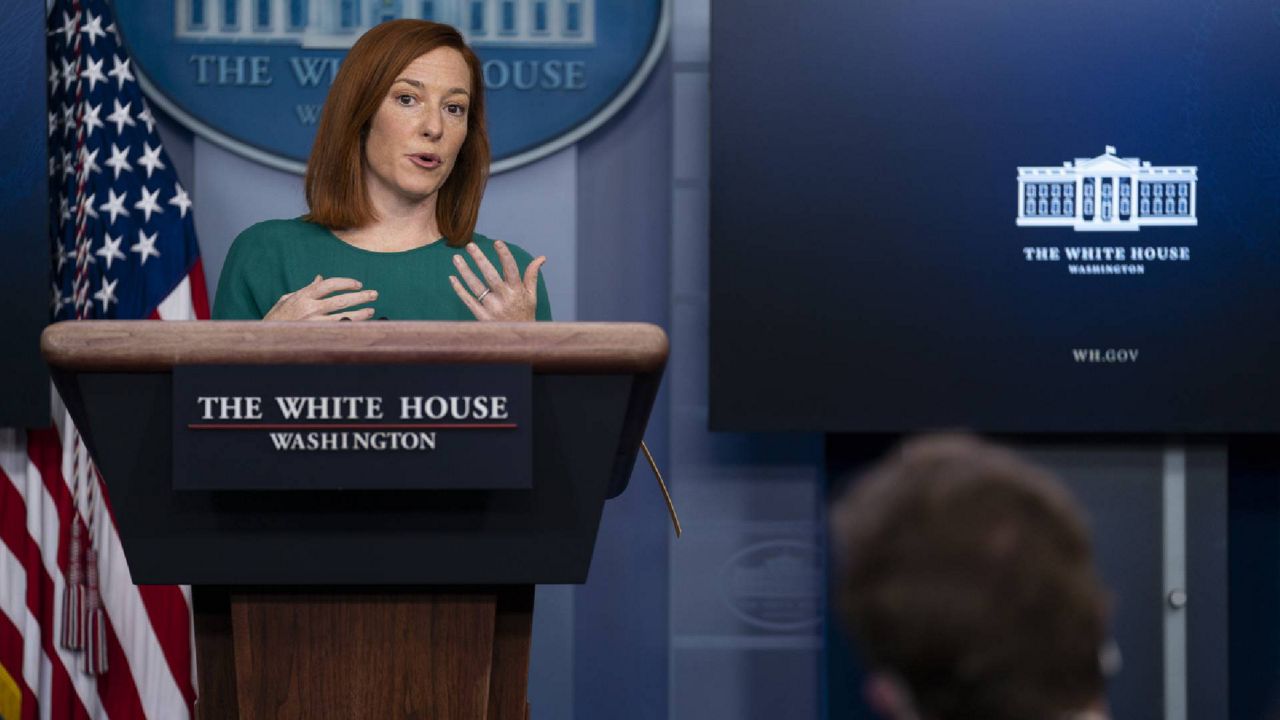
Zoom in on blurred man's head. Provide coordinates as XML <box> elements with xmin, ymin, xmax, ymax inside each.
<box><xmin>830</xmin><ymin>435</ymin><xmax>1110</xmax><ymax>720</ymax></box>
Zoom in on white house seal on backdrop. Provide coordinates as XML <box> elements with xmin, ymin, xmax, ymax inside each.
<box><xmin>174</xmin><ymin>0</ymin><xmax>596</xmax><ymax>48</ymax></box>
<box><xmin>115</xmin><ymin>0</ymin><xmax>666</xmax><ymax>173</ymax></box>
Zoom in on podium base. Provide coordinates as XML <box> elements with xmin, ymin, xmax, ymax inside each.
<box><xmin>194</xmin><ymin>586</ymin><xmax>533</xmax><ymax>720</ymax></box>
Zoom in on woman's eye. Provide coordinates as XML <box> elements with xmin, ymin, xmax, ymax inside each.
<box><xmin>396</xmin><ymin>94</ymin><xmax>416</xmax><ymax>106</ymax></box>
<box><xmin>446</xmin><ymin>104</ymin><xmax>468</xmax><ymax>116</ymax></box>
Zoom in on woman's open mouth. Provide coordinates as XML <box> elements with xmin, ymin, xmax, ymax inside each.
<box><xmin>409</xmin><ymin>153</ymin><xmax>442</xmax><ymax>169</ymax></box>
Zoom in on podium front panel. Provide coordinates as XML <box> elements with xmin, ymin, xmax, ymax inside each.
<box><xmin>73</xmin><ymin>371</ymin><xmax>633</xmax><ymax>585</ymax></box>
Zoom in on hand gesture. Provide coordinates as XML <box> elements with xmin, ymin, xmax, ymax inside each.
<box><xmin>263</xmin><ymin>275</ymin><xmax>378</xmax><ymax>321</ymax></box>
<box><xmin>449</xmin><ymin>240</ymin><xmax>546</xmax><ymax>322</ymax></box>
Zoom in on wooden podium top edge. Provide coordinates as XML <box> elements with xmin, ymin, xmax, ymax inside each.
<box><xmin>42</xmin><ymin>321</ymin><xmax>669</xmax><ymax>374</ymax></box>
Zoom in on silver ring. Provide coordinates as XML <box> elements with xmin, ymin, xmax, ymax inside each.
<box><xmin>476</xmin><ymin>288</ymin><xmax>492</xmax><ymax>302</ymax></box>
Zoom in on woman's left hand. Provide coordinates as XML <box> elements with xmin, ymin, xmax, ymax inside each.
<box><xmin>449</xmin><ymin>240</ymin><xmax>546</xmax><ymax>321</ymax></box>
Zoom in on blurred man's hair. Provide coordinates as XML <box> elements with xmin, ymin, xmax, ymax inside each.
<box><xmin>830</xmin><ymin>434</ymin><xmax>1110</xmax><ymax>720</ymax></box>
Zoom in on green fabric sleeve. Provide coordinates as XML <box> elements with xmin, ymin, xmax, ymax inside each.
<box><xmin>211</xmin><ymin>229</ymin><xmax>269</xmax><ymax>320</ymax></box>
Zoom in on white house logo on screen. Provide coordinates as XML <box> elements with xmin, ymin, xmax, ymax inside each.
<box><xmin>1016</xmin><ymin>146</ymin><xmax>1197</xmax><ymax>232</ymax></box>
<box><xmin>113</xmin><ymin>1</ymin><xmax>669</xmax><ymax>174</ymax></box>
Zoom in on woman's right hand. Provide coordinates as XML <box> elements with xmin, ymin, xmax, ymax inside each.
<box><xmin>263</xmin><ymin>275</ymin><xmax>378</xmax><ymax>321</ymax></box>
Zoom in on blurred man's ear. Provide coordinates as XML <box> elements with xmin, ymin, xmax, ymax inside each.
<box><xmin>865</xmin><ymin>672</ymin><xmax>922</xmax><ymax>720</ymax></box>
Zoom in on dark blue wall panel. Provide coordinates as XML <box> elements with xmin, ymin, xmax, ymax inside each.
<box><xmin>1</xmin><ymin>0</ymin><xmax>51</xmax><ymax>425</ymax></box>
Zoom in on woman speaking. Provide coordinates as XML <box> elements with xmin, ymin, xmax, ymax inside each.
<box><xmin>212</xmin><ymin>20</ymin><xmax>550</xmax><ymax>322</ymax></box>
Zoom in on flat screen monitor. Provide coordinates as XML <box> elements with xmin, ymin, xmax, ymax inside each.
<box><xmin>710</xmin><ymin>0</ymin><xmax>1280</xmax><ymax>432</ymax></box>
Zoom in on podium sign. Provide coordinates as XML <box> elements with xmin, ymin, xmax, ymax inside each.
<box><xmin>173</xmin><ymin>364</ymin><xmax>532</xmax><ymax>490</ymax></box>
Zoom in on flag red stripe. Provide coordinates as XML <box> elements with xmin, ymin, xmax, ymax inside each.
<box><xmin>189</xmin><ymin>258</ymin><xmax>211</xmax><ymax>320</ymax></box>
<box><xmin>0</xmin><ymin>462</ymin><xmax>95</xmax><ymax>720</ymax></box>
<box><xmin>0</xmin><ymin>526</ymin><xmax>40</xmax><ymax>720</ymax></box>
<box><xmin>23</xmin><ymin>432</ymin><xmax>151</xmax><ymax>720</ymax></box>
<box><xmin>83</xmin><ymin>450</ymin><xmax>196</xmax><ymax>711</ymax></box>
<box><xmin>95</xmin><ymin>622</ymin><xmax>146</xmax><ymax>720</ymax></box>
<box><xmin>0</xmin><ymin>601</ymin><xmax>40</xmax><ymax>720</ymax></box>
<box><xmin>130</xmin><ymin>583</ymin><xmax>196</xmax><ymax>711</ymax></box>
<box><xmin>32</xmin><ymin>427</ymin><xmax>195</xmax><ymax>716</ymax></box>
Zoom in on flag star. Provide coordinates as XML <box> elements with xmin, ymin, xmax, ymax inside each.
<box><xmin>107</xmin><ymin>55</ymin><xmax>134</xmax><ymax>90</ymax></box>
<box><xmin>78</xmin><ymin>147</ymin><xmax>102</xmax><ymax>179</ymax></box>
<box><xmin>96</xmin><ymin>233</ymin><xmax>126</xmax><ymax>270</ymax></box>
<box><xmin>106</xmin><ymin>99</ymin><xmax>135</xmax><ymax>135</ymax></box>
<box><xmin>48</xmin><ymin>62</ymin><xmax>59</xmax><ymax>95</ymax></box>
<box><xmin>169</xmin><ymin>183</ymin><xmax>192</xmax><ymax>218</ymax></box>
<box><xmin>60</xmin><ymin>57</ymin><xmax>77</xmax><ymax>91</ymax></box>
<box><xmin>137</xmin><ymin>142</ymin><xmax>165</xmax><ymax>178</ymax></box>
<box><xmin>81</xmin><ymin>192</ymin><xmax>99</xmax><ymax>220</ymax></box>
<box><xmin>81</xmin><ymin>102</ymin><xmax>104</xmax><ymax>137</ymax></box>
<box><xmin>99</xmin><ymin>188</ymin><xmax>130</xmax><ymax>225</ymax></box>
<box><xmin>80</xmin><ymin>56</ymin><xmax>107</xmax><ymax>93</ymax></box>
<box><xmin>60</xmin><ymin>247</ymin><xmax>82</xmax><ymax>275</ymax></box>
<box><xmin>93</xmin><ymin>276</ymin><xmax>119</xmax><ymax>313</ymax></box>
<box><xmin>80</xmin><ymin>12</ymin><xmax>106</xmax><ymax>46</ymax></box>
<box><xmin>55</xmin><ymin>243</ymin><xmax>69</xmax><ymax>272</ymax></box>
<box><xmin>55</xmin><ymin>288</ymin><xmax>75</xmax><ymax>316</ymax></box>
<box><xmin>131</xmin><ymin>229</ymin><xmax>161</xmax><ymax>265</ymax></box>
<box><xmin>106</xmin><ymin>22</ymin><xmax>122</xmax><ymax>44</ymax></box>
<box><xmin>52</xmin><ymin>283</ymin><xmax>71</xmax><ymax>316</ymax></box>
<box><xmin>49</xmin><ymin>155</ymin><xmax>57</xmax><ymax>177</ymax></box>
<box><xmin>48</xmin><ymin>109</ymin><xmax>59</xmax><ymax>137</ymax></box>
<box><xmin>137</xmin><ymin>106</ymin><xmax>156</xmax><ymax>135</ymax></box>
<box><xmin>134</xmin><ymin>186</ymin><xmax>163</xmax><ymax>223</ymax></box>
<box><xmin>61</xmin><ymin>149</ymin><xmax>74</xmax><ymax>179</ymax></box>
<box><xmin>105</xmin><ymin>143</ymin><xmax>133</xmax><ymax>179</ymax></box>
<box><xmin>59</xmin><ymin>196</ymin><xmax>71</xmax><ymax>224</ymax></box>
<box><xmin>61</xmin><ymin>11</ymin><xmax>79</xmax><ymax>45</ymax></box>
<box><xmin>61</xmin><ymin>103</ymin><xmax>75</xmax><ymax>137</ymax></box>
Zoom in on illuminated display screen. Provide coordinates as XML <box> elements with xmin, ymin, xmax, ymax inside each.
<box><xmin>710</xmin><ymin>0</ymin><xmax>1280</xmax><ymax>432</ymax></box>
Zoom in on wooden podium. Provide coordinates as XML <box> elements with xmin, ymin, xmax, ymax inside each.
<box><xmin>42</xmin><ymin>321</ymin><xmax>668</xmax><ymax>720</ymax></box>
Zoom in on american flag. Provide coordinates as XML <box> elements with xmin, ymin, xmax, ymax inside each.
<box><xmin>0</xmin><ymin>0</ymin><xmax>206</xmax><ymax>717</ymax></box>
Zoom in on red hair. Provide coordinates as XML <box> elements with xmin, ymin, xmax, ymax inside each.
<box><xmin>303</xmin><ymin>20</ymin><xmax>489</xmax><ymax>247</ymax></box>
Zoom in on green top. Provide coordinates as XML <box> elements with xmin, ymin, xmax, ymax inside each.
<box><xmin>212</xmin><ymin>218</ymin><xmax>552</xmax><ymax>321</ymax></box>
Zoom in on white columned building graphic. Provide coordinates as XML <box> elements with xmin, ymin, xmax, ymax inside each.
<box><xmin>1016</xmin><ymin>146</ymin><xmax>1197</xmax><ymax>232</ymax></box>
<box><xmin>175</xmin><ymin>0</ymin><xmax>596</xmax><ymax>47</ymax></box>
